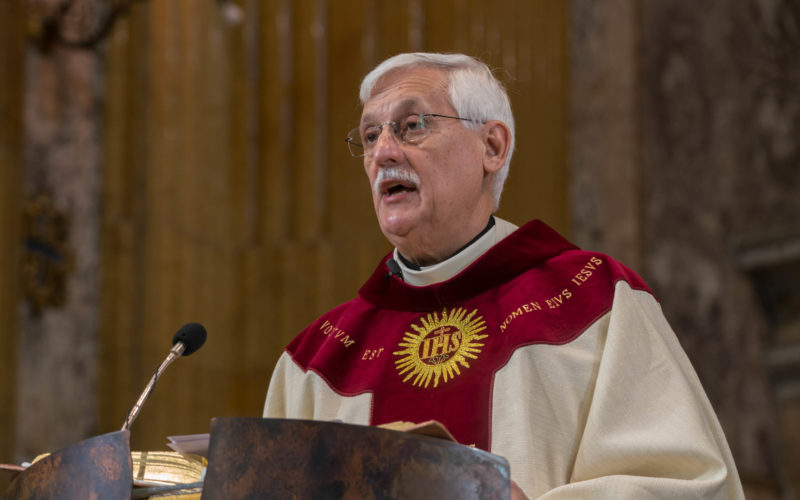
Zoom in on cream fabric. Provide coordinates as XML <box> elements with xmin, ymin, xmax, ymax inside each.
<box><xmin>394</xmin><ymin>217</ymin><xmax>518</xmax><ymax>286</ymax></box>
<box><xmin>491</xmin><ymin>281</ymin><xmax>742</xmax><ymax>499</ymax></box>
<box><xmin>264</xmin><ymin>355</ymin><xmax>371</xmax><ymax>425</ymax></box>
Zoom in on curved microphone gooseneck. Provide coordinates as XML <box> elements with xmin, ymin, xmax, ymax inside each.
<box><xmin>121</xmin><ymin>323</ymin><xmax>207</xmax><ymax>431</ymax></box>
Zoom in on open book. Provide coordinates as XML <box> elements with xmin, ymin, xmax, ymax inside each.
<box><xmin>376</xmin><ymin>419</ymin><xmax>457</xmax><ymax>442</ymax></box>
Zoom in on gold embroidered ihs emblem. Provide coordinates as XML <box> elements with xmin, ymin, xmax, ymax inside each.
<box><xmin>393</xmin><ymin>307</ymin><xmax>488</xmax><ymax>388</ymax></box>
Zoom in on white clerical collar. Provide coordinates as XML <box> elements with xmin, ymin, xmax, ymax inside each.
<box><xmin>393</xmin><ymin>217</ymin><xmax>519</xmax><ymax>287</ymax></box>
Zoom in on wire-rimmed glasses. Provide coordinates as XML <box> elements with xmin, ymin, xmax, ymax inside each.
<box><xmin>345</xmin><ymin>113</ymin><xmax>483</xmax><ymax>158</ymax></box>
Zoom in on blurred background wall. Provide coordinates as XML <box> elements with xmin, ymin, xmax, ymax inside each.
<box><xmin>1</xmin><ymin>0</ymin><xmax>798</xmax><ymax>498</ymax></box>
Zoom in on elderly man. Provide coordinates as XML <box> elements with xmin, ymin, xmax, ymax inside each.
<box><xmin>264</xmin><ymin>53</ymin><xmax>743</xmax><ymax>499</ymax></box>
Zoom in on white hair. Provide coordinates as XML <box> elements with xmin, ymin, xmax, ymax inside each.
<box><xmin>359</xmin><ymin>53</ymin><xmax>515</xmax><ymax>211</ymax></box>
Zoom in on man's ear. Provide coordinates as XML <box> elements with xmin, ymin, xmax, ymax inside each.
<box><xmin>482</xmin><ymin>121</ymin><xmax>511</xmax><ymax>174</ymax></box>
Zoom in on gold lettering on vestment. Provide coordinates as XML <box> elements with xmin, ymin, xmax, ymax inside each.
<box><xmin>500</xmin><ymin>257</ymin><xmax>604</xmax><ymax>332</ymax></box>
<box><xmin>361</xmin><ymin>347</ymin><xmax>384</xmax><ymax>360</ymax></box>
<box><xmin>319</xmin><ymin>320</ymin><xmax>355</xmax><ymax>348</ymax></box>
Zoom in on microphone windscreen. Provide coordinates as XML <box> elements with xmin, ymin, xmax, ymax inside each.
<box><xmin>172</xmin><ymin>322</ymin><xmax>207</xmax><ymax>356</ymax></box>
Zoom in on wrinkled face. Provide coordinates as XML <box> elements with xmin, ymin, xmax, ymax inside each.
<box><xmin>361</xmin><ymin>66</ymin><xmax>494</xmax><ymax>265</ymax></box>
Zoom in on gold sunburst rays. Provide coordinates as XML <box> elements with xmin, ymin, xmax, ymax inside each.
<box><xmin>393</xmin><ymin>307</ymin><xmax>488</xmax><ymax>388</ymax></box>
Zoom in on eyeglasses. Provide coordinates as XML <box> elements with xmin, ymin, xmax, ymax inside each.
<box><xmin>345</xmin><ymin>113</ymin><xmax>483</xmax><ymax>158</ymax></box>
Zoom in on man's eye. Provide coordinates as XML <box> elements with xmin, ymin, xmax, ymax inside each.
<box><xmin>363</xmin><ymin>128</ymin><xmax>380</xmax><ymax>143</ymax></box>
<box><xmin>405</xmin><ymin>117</ymin><xmax>423</xmax><ymax>131</ymax></box>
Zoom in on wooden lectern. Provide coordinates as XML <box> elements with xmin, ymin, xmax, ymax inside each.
<box><xmin>201</xmin><ymin>418</ymin><xmax>511</xmax><ymax>500</ymax></box>
<box><xmin>2</xmin><ymin>430</ymin><xmax>133</xmax><ymax>500</ymax></box>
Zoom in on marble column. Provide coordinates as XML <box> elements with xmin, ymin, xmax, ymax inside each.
<box><xmin>15</xmin><ymin>0</ymin><xmax>106</xmax><ymax>461</ymax></box>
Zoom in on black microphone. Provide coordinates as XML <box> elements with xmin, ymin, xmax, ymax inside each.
<box><xmin>386</xmin><ymin>258</ymin><xmax>404</xmax><ymax>282</ymax></box>
<box><xmin>172</xmin><ymin>322</ymin><xmax>207</xmax><ymax>356</ymax></box>
<box><xmin>121</xmin><ymin>323</ymin><xmax>207</xmax><ymax>431</ymax></box>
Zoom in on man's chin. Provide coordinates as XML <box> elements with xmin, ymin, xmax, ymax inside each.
<box><xmin>377</xmin><ymin>216</ymin><xmax>417</xmax><ymax>246</ymax></box>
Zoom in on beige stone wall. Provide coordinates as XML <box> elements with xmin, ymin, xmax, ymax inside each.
<box><xmin>571</xmin><ymin>0</ymin><xmax>800</xmax><ymax>497</ymax></box>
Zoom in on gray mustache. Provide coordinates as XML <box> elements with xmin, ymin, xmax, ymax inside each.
<box><xmin>373</xmin><ymin>167</ymin><xmax>421</xmax><ymax>194</ymax></box>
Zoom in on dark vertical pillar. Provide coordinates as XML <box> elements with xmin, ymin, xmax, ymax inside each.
<box><xmin>639</xmin><ymin>1</ymin><xmax>799</xmax><ymax>497</ymax></box>
<box><xmin>572</xmin><ymin>0</ymin><xmax>800</xmax><ymax>497</ymax></box>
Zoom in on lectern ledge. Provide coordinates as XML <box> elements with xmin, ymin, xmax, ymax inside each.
<box><xmin>3</xmin><ymin>418</ymin><xmax>512</xmax><ymax>499</ymax></box>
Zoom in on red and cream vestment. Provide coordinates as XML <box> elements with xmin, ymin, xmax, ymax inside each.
<box><xmin>264</xmin><ymin>219</ymin><xmax>743</xmax><ymax>499</ymax></box>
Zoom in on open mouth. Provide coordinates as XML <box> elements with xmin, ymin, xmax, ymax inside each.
<box><xmin>384</xmin><ymin>181</ymin><xmax>417</xmax><ymax>196</ymax></box>
<box><xmin>374</xmin><ymin>167</ymin><xmax>421</xmax><ymax>198</ymax></box>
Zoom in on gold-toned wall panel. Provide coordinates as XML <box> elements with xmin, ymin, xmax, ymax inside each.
<box><xmin>0</xmin><ymin>0</ymin><xmax>25</xmax><ymax>470</ymax></box>
<box><xmin>99</xmin><ymin>0</ymin><xmax>567</xmax><ymax>450</ymax></box>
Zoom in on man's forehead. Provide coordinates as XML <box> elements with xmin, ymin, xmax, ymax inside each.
<box><xmin>361</xmin><ymin>66</ymin><xmax>451</xmax><ymax>121</ymax></box>
<box><xmin>361</xmin><ymin>98</ymin><xmax>425</xmax><ymax>123</ymax></box>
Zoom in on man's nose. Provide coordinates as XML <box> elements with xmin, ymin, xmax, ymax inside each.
<box><xmin>371</xmin><ymin>127</ymin><xmax>404</xmax><ymax>165</ymax></box>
